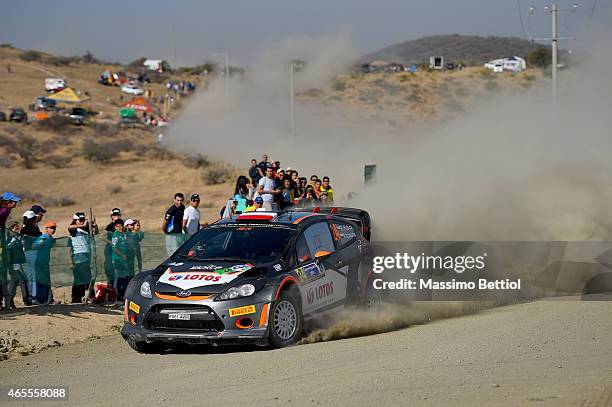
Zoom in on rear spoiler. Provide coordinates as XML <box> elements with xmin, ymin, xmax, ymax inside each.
<box><xmin>301</xmin><ymin>207</ymin><xmax>372</xmax><ymax>241</ymax></box>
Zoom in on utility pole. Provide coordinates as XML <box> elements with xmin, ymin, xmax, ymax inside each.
<box><xmin>170</xmin><ymin>23</ymin><xmax>177</xmax><ymax>70</ymax></box>
<box><xmin>529</xmin><ymin>3</ymin><xmax>577</xmax><ymax>105</ymax></box>
<box><xmin>551</xmin><ymin>2</ymin><xmax>558</xmax><ymax>103</ymax></box>
<box><xmin>290</xmin><ymin>62</ymin><xmax>295</xmax><ymax>139</ymax></box>
<box><xmin>224</xmin><ymin>52</ymin><xmax>230</xmax><ymax>102</ymax></box>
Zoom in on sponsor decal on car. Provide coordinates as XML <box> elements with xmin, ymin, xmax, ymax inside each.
<box><xmin>158</xmin><ymin>264</ymin><xmax>254</xmax><ymax>290</ymax></box>
<box><xmin>129</xmin><ymin>301</ymin><xmax>140</xmax><ymax>314</ymax></box>
<box><xmin>307</xmin><ymin>281</ymin><xmax>334</xmax><ymax>305</ymax></box>
<box><xmin>190</xmin><ymin>264</ymin><xmax>223</xmax><ymax>271</ymax></box>
<box><xmin>296</xmin><ymin>262</ymin><xmax>325</xmax><ymax>283</ymax></box>
<box><xmin>229</xmin><ymin>305</ymin><xmax>256</xmax><ymax>317</ymax></box>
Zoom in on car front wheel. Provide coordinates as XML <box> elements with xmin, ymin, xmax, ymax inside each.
<box><xmin>268</xmin><ymin>289</ymin><xmax>303</xmax><ymax>347</ymax></box>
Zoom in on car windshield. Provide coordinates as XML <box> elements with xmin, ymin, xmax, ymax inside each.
<box><xmin>175</xmin><ymin>225</ymin><xmax>293</xmax><ymax>263</ymax></box>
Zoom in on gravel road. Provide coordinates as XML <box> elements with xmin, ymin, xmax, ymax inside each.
<box><xmin>1</xmin><ymin>297</ymin><xmax>611</xmax><ymax>407</ymax></box>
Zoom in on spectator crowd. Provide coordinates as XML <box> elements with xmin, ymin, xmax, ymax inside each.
<box><xmin>0</xmin><ymin>153</ymin><xmax>336</xmax><ymax>311</ymax></box>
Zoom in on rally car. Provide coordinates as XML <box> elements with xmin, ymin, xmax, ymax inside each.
<box><xmin>121</xmin><ymin>208</ymin><xmax>375</xmax><ymax>353</ymax></box>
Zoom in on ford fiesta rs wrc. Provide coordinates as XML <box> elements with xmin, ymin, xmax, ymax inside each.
<box><xmin>121</xmin><ymin>208</ymin><xmax>374</xmax><ymax>353</ymax></box>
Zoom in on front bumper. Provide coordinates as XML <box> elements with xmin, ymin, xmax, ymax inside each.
<box><xmin>121</xmin><ymin>293</ymin><xmax>272</xmax><ymax>345</ymax></box>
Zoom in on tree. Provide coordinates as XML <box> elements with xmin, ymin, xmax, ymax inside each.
<box><xmin>527</xmin><ymin>48</ymin><xmax>552</xmax><ymax>68</ymax></box>
<box><xmin>82</xmin><ymin>50</ymin><xmax>97</xmax><ymax>64</ymax></box>
<box><xmin>128</xmin><ymin>57</ymin><xmax>147</xmax><ymax>69</ymax></box>
<box><xmin>161</xmin><ymin>60</ymin><xmax>172</xmax><ymax>72</ymax></box>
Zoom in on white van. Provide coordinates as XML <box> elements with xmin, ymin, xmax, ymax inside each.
<box><xmin>45</xmin><ymin>78</ymin><xmax>67</xmax><ymax>92</ymax></box>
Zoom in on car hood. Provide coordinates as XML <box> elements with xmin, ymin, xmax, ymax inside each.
<box><xmin>152</xmin><ymin>260</ymin><xmax>272</xmax><ymax>294</ymax></box>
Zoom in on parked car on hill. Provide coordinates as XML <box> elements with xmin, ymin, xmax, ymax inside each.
<box><xmin>68</xmin><ymin>107</ymin><xmax>90</xmax><ymax>125</ymax></box>
<box><xmin>9</xmin><ymin>108</ymin><xmax>28</xmax><ymax>123</ymax></box>
<box><xmin>121</xmin><ymin>84</ymin><xmax>145</xmax><ymax>95</ymax></box>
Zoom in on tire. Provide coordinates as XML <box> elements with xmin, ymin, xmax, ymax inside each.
<box><xmin>126</xmin><ymin>339</ymin><xmax>161</xmax><ymax>354</ymax></box>
<box><xmin>268</xmin><ymin>288</ymin><xmax>303</xmax><ymax>348</ymax></box>
<box><xmin>364</xmin><ymin>279</ymin><xmax>384</xmax><ymax>312</ymax></box>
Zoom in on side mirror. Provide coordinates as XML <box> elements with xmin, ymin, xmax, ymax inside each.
<box><xmin>315</xmin><ymin>250</ymin><xmax>332</xmax><ymax>260</ymax></box>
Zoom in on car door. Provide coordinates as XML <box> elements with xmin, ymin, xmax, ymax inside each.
<box><xmin>293</xmin><ymin>221</ymin><xmax>347</xmax><ymax>316</ymax></box>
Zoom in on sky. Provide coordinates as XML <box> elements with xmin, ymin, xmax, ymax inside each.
<box><xmin>0</xmin><ymin>0</ymin><xmax>606</xmax><ymax>66</ymax></box>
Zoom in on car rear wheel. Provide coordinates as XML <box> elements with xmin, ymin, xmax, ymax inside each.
<box><xmin>365</xmin><ymin>280</ymin><xmax>384</xmax><ymax>312</ymax></box>
<box><xmin>126</xmin><ymin>339</ymin><xmax>161</xmax><ymax>354</ymax></box>
<box><xmin>269</xmin><ymin>289</ymin><xmax>303</xmax><ymax>348</ymax></box>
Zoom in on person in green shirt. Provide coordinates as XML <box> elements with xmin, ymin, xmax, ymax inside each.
<box><xmin>6</xmin><ymin>222</ymin><xmax>29</xmax><ymax>309</ymax></box>
<box><xmin>111</xmin><ymin>219</ymin><xmax>129</xmax><ymax>300</ymax></box>
<box><xmin>133</xmin><ymin>220</ymin><xmax>144</xmax><ymax>274</ymax></box>
<box><xmin>68</xmin><ymin>212</ymin><xmax>98</xmax><ymax>303</ymax></box>
<box><xmin>33</xmin><ymin>221</ymin><xmax>56</xmax><ymax>305</ymax></box>
<box><xmin>124</xmin><ymin>219</ymin><xmax>139</xmax><ymax>279</ymax></box>
<box><xmin>104</xmin><ymin>208</ymin><xmax>122</xmax><ymax>288</ymax></box>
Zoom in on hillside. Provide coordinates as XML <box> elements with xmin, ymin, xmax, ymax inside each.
<box><xmin>299</xmin><ymin>67</ymin><xmax>545</xmax><ymax>126</ymax></box>
<box><xmin>361</xmin><ymin>34</ymin><xmax>543</xmax><ymax>65</ymax></box>
<box><xmin>0</xmin><ymin>46</ymin><xmax>236</xmax><ymax>233</ymax></box>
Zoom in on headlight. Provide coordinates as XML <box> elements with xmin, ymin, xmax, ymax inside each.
<box><xmin>140</xmin><ymin>281</ymin><xmax>152</xmax><ymax>299</ymax></box>
<box><xmin>218</xmin><ymin>284</ymin><xmax>255</xmax><ymax>300</ymax></box>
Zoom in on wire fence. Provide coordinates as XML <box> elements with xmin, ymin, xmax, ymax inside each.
<box><xmin>0</xmin><ymin>231</ymin><xmax>187</xmax><ymax>288</ymax></box>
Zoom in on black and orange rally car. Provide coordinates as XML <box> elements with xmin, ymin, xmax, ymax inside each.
<box><xmin>121</xmin><ymin>208</ymin><xmax>374</xmax><ymax>353</ymax></box>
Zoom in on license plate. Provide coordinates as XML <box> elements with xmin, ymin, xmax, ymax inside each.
<box><xmin>168</xmin><ymin>313</ymin><xmax>191</xmax><ymax>320</ymax></box>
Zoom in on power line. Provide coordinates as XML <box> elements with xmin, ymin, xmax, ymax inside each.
<box><xmin>516</xmin><ymin>0</ymin><xmax>528</xmax><ymax>39</ymax></box>
<box><xmin>589</xmin><ymin>0</ymin><xmax>597</xmax><ymax>22</ymax></box>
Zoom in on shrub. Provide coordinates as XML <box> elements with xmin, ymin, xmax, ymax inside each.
<box><xmin>20</xmin><ymin>50</ymin><xmax>43</xmax><ymax>62</ymax></box>
<box><xmin>13</xmin><ymin>191</ymin><xmax>76</xmax><ymax>207</ymax></box>
<box><xmin>107</xmin><ymin>184</ymin><xmax>123</xmax><ymax>194</ymax></box>
<box><xmin>15</xmin><ymin>135</ymin><xmax>39</xmax><ymax>168</ymax></box>
<box><xmin>479</xmin><ymin>68</ymin><xmax>493</xmax><ymax>79</ymax></box>
<box><xmin>90</xmin><ymin>122</ymin><xmax>120</xmax><ymax>137</ymax></box>
<box><xmin>0</xmin><ymin>133</ymin><xmax>16</xmax><ymax>148</ymax></box>
<box><xmin>332</xmin><ymin>80</ymin><xmax>346</xmax><ymax>92</ymax></box>
<box><xmin>47</xmin><ymin>155</ymin><xmax>72</xmax><ymax>169</ymax></box>
<box><xmin>184</xmin><ymin>153</ymin><xmax>210</xmax><ymax>169</ymax></box>
<box><xmin>0</xmin><ymin>43</ymin><xmax>13</xmax><ymax>48</ymax></box>
<box><xmin>442</xmin><ymin>98</ymin><xmax>465</xmax><ymax>113</ymax></box>
<box><xmin>82</xmin><ymin>139</ymin><xmax>127</xmax><ymax>164</ymax></box>
<box><xmin>149</xmin><ymin>145</ymin><xmax>176</xmax><ymax>161</ymax></box>
<box><xmin>37</xmin><ymin>116</ymin><xmax>75</xmax><ymax>133</ymax></box>
<box><xmin>300</xmin><ymin>88</ymin><xmax>324</xmax><ymax>98</ymax></box>
<box><xmin>0</xmin><ymin>157</ymin><xmax>13</xmax><ymax>168</ymax></box>
<box><xmin>523</xmin><ymin>74</ymin><xmax>536</xmax><ymax>82</ymax></box>
<box><xmin>46</xmin><ymin>56</ymin><xmax>72</xmax><ymax>66</ymax></box>
<box><xmin>405</xmin><ymin>93</ymin><xmax>422</xmax><ymax>103</ymax></box>
<box><xmin>201</xmin><ymin>162</ymin><xmax>235</xmax><ymax>185</ymax></box>
<box><xmin>527</xmin><ymin>48</ymin><xmax>551</xmax><ymax>68</ymax></box>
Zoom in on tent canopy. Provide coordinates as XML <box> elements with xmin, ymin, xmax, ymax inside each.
<box><xmin>119</xmin><ymin>108</ymin><xmax>136</xmax><ymax>118</ymax></box>
<box><xmin>46</xmin><ymin>87</ymin><xmax>90</xmax><ymax>103</ymax></box>
<box><xmin>120</xmin><ymin>97</ymin><xmax>158</xmax><ymax>114</ymax></box>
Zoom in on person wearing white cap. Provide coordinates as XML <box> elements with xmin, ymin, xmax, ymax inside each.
<box><xmin>124</xmin><ymin>219</ymin><xmax>138</xmax><ymax>279</ymax></box>
<box><xmin>68</xmin><ymin>212</ymin><xmax>98</xmax><ymax>303</ymax></box>
<box><xmin>21</xmin><ymin>210</ymin><xmax>41</xmax><ymax>301</ymax></box>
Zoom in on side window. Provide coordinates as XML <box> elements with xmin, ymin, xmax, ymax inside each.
<box><xmin>330</xmin><ymin>221</ymin><xmax>357</xmax><ymax>248</ymax></box>
<box><xmin>301</xmin><ymin>222</ymin><xmax>335</xmax><ymax>259</ymax></box>
<box><xmin>295</xmin><ymin>234</ymin><xmax>312</xmax><ymax>264</ymax></box>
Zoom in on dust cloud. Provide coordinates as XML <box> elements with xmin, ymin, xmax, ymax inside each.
<box><xmin>167</xmin><ymin>19</ymin><xmax>612</xmax><ymax>242</ymax></box>
<box><xmin>300</xmin><ymin>301</ymin><xmax>497</xmax><ymax>344</ymax></box>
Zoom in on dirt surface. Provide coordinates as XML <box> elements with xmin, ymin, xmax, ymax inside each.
<box><xmin>0</xmin><ymin>297</ymin><xmax>610</xmax><ymax>406</ymax></box>
<box><xmin>0</xmin><ymin>286</ymin><xmax>123</xmax><ymax>361</ymax></box>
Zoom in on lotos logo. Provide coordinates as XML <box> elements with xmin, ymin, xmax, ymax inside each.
<box><xmin>176</xmin><ymin>290</ymin><xmax>191</xmax><ymax>298</ymax></box>
<box><xmin>307</xmin><ymin>288</ymin><xmax>315</xmax><ymax>304</ymax></box>
<box><xmin>168</xmin><ymin>274</ymin><xmax>221</xmax><ymax>282</ymax></box>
